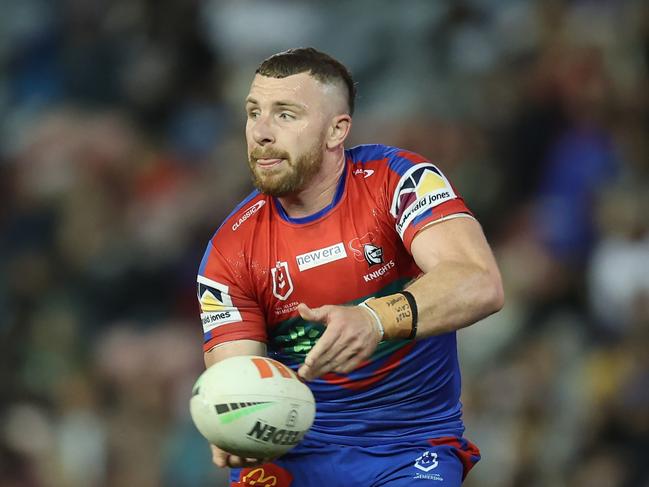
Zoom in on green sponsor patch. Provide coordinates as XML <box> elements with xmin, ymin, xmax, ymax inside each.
<box><xmin>271</xmin><ymin>278</ymin><xmax>412</xmax><ymax>360</ymax></box>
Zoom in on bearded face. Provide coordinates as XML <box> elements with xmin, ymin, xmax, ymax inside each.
<box><xmin>244</xmin><ymin>73</ymin><xmax>344</xmax><ymax>197</ymax></box>
<box><xmin>248</xmin><ymin>137</ymin><xmax>324</xmax><ymax>197</ymax></box>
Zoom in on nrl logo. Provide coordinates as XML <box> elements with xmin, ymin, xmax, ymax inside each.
<box><xmin>271</xmin><ymin>261</ymin><xmax>294</xmax><ymax>301</ymax></box>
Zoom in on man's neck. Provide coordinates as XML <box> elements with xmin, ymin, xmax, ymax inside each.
<box><xmin>277</xmin><ymin>150</ymin><xmax>346</xmax><ymax>219</ymax></box>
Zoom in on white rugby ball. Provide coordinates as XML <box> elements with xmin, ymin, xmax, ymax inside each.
<box><xmin>189</xmin><ymin>355</ymin><xmax>315</xmax><ymax>458</ymax></box>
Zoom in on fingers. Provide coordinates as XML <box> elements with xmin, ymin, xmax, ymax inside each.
<box><xmin>226</xmin><ymin>456</ymin><xmax>267</xmax><ymax>468</ymax></box>
<box><xmin>300</xmin><ymin>339</ymin><xmax>367</xmax><ymax>380</ymax></box>
<box><xmin>299</xmin><ymin>326</ymin><xmax>341</xmax><ymax>380</ymax></box>
<box><xmin>320</xmin><ymin>337</ymin><xmax>372</xmax><ymax>376</ymax></box>
<box><xmin>297</xmin><ymin>303</ymin><xmax>335</xmax><ymax>380</ymax></box>
<box><xmin>299</xmin><ymin>342</ymin><xmax>340</xmax><ymax>381</ymax></box>
<box><xmin>210</xmin><ymin>444</ymin><xmax>268</xmax><ymax>468</ymax></box>
<box><xmin>297</xmin><ymin>303</ymin><xmax>328</xmax><ymax>322</ymax></box>
<box><xmin>298</xmin><ymin>305</ymin><xmax>381</xmax><ymax>381</ymax></box>
<box><xmin>299</xmin><ymin>326</ymin><xmax>340</xmax><ymax>380</ymax></box>
<box><xmin>332</xmin><ymin>348</ymin><xmax>371</xmax><ymax>374</ymax></box>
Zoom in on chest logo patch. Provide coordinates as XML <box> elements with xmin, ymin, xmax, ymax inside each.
<box><xmin>363</xmin><ymin>243</ymin><xmax>384</xmax><ymax>265</ymax></box>
<box><xmin>271</xmin><ymin>261</ymin><xmax>294</xmax><ymax>301</ymax></box>
<box><xmin>295</xmin><ymin>242</ymin><xmax>347</xmax><ymax>271</ymax></box>
<box><xmin>349</xmin><ymin>233</ymin><xmax>384</xmax><ymax>267</ymax></box>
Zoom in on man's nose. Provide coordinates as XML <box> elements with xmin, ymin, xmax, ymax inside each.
<box><xmin>252</xmin><ymin>115</ymin><xmax>275</xmax><ymax>146</ymax></box>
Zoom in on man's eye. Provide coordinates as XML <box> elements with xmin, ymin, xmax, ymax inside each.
<box><xmin>278</xmin><ymin>112</ymin><xmax>295</xmax><ymax>120</ymax></box>
<box><xmin>247</xmin><ymin>110</ymin><xmax>260</xmax><ymax>119</ymax></box>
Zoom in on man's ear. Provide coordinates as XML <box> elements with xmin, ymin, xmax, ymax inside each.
<box><xmin>326</xmin><ymin>114</ymin><xmax>352</xmax><ymax>150</ymax></box>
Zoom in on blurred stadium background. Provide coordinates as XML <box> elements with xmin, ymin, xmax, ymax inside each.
<box><xmin>1</xmin><ymin>0</ymin><xmax>648</xmax><ymax>486</ymax></box>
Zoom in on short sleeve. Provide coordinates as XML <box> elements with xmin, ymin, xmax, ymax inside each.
<box><xmin>197</xmin><ymin>240</ymin><xmax>266</xmax><ymax>352</ymax></box>
<box><xmin>385</xmin><ymin>149</ymin><xmax>473</xmax><ymax>252</ymax></box>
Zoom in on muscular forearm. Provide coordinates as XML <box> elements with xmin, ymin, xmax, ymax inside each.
<box><xmin>360</xmin><ymin>217</ymin><xmax>505</xmax><ymax>340</ymax></box>
<box><xmin>405</xmin><ymin>260</ymin><xmax>504</xmax><ymax>338</ymax></box>
<box><xmin>361</xmin><ymin>260</ymin><xmax>503</xmax><ymax>341</ymax></box>
<box><xmin>204</xmin><ymin>339</ymin><xmax>266</xmax><ymax>368</ymax></box>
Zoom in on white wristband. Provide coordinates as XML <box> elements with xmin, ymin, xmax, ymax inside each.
<box><xmin>358</xmin><ymin>301</ymin><xmax>385</xmax><ymax>340</ymax></box>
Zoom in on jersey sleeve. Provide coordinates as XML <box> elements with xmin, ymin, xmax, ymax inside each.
<box><xmin>197</xmin><ymin>240</ymin><xmax>266</xmax><ymax>352</ymax></box>
<box><xmin>384</xmin><ymin>149</ymin><xmax>473</xmax><ymax>252</ymax></box>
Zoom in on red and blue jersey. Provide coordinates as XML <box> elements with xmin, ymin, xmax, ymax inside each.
<box><xmin>198</xmin><ymin>144</ymin><xmax>474</xmax><ymax>445</ymax></box>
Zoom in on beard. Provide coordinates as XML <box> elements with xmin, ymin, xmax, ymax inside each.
<box><xmin>248</xmin><ymin>140</ymin><xmax>324</xmax><ymax>197</ymax></box>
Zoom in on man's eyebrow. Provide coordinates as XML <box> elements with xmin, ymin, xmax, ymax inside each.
<box><xmin>244</xmin><ymin>97</ymin><xmax>305</xmax><ymax>111</ymax></box>
<box><xmin>274</xmin><ymin>101</ymin><xmax>306</xmax><ymax>110</ymax></box>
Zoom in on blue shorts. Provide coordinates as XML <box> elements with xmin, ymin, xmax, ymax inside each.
<box><xmin>230</xmin><ymin>436</ymin><xmax>480</xmax><ymax>486</ymax></box>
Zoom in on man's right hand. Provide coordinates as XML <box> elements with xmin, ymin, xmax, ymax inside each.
<box><xmin>210</xmin><ymin>444</ymin><xmax>269</xmax><ymax>468</ymax></box>
<box><xmin>204</xmin><ymin>341</ymin><xmax>271</xmax><ymax>469</ymax></box>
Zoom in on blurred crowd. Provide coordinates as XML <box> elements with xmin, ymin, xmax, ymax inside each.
<box><xmin>1</xmin><ymin>1</ymin><xmax>648</xmax><ymax>486</ymax></box>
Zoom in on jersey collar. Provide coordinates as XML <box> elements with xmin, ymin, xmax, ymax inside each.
<box><xmin>274</xmin><ymin>159</ymin><xmax>348</xmax><ymax>225</ymax></box>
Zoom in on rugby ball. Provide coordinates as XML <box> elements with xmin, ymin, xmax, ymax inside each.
<box><xmin>189</xmin><ymin>355</ymin><xmax>315</xmax><ymax>458</ymax></box>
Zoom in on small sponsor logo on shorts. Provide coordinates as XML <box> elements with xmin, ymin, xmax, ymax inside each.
<box><xmin>236</xmin><ymin>464</ymin><xmax>293</xmax><ymax>487</ymax></box>
<box><xmin>413</xmin><ymin>451</ymin><xmax>444</xmax><ymax>481</ymax></box>
<box><xmin>414</xmin><ymin>451</ymin><xmax>439</xmax><ymax>472</ymax></box>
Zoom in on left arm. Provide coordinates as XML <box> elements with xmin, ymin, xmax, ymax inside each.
<box><xmin>404</xmin><ymin>216</ymin><xmax>504</xmax><ymax>337</ymax></box>
<box><xmin>297</xmin><ymin>216</ymin><xmax>504</xmax><ymax>380</ymax></box>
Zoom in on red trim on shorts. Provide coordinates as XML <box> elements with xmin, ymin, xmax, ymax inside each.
<box><xmin>428</xmin><ymin>436</ymin><xmax>481</xmax><ymax>480</ymax></box>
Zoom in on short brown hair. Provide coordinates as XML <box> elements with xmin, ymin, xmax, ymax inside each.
<box><xmin>256</xmin><ymin>47</ymin><xmax>356</xmax><ymax>115</ymax></box>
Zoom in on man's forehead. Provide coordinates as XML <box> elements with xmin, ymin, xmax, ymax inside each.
<box><xmin>247</xmin><ymin>72</ymin><xmax>332</xmax><ymax>103</ymax></box>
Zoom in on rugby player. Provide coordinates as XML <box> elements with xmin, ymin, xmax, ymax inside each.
<box><xmin>197</xmin><ymin>47</ymin><xmax>504</xmax><ymax>486</ymax></box>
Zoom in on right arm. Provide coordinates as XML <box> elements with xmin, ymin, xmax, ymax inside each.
<box><xmin>198</xmin><ymin>236</ymin><xmax>268</xmax><ymax>468</ymax></box>
<box><xmin>204</xmin><ymin>339</ymin><xmax>266</xmax><ymax>368</ymax></box>
<box><xmin>204</xmin><ymin>339</ymin><xmax>268</xmax><ymax>469</ymax></box>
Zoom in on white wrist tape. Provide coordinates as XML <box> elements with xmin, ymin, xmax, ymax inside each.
<box><xmin>358</xmin><ymin>301</ymin><xmax>385</xmax><ymax>340</ymax></box>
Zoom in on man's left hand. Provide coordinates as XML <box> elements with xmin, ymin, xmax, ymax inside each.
<box><xmin>297</xmin><ymin>303</ymin><xmax>382</xmax><ymax>381</ymax></box>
